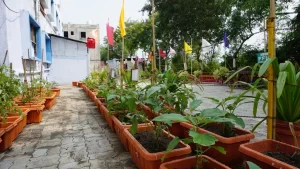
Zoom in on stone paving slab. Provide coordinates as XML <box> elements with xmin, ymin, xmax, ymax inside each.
<box><xmin>0</xmin><ymin>84</ymin><xmax>267</xmax><ymax>169</ymax></box>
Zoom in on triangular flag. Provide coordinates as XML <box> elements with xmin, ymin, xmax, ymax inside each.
<box><xmin>201</xmin><ymin>38</ymin><xmax>212</xmax><ymax>54</ymax></box>
<box><xmin>119</xmin><ymin>0</ymin><xmax>126</xmax><ymax>37</ymax></box>
<box><xmin>168</xmin><ymin>47</ymin><xmax>176</xmax><ymax>57</ymax></box>
<box><xmin>159</xmin><ymin>49</ymin><xmax>167</xmax><ymax>59</ymax></box>
<box><xmin>224</xmin><ymin>32</ymin><xmax>229</xmax><ymax>48</ymax></box>
<box><xmin>184</xmin><ymin>41</ymin><xmax>192</xmax><ymax>54</ymax></box>
<box><xmin>106</xmin><ymin>21</ymin><xmax>115</xmax><ymax>46</ymax></box>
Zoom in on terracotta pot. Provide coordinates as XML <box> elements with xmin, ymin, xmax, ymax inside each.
<box><xmin>78</xmin><ymin>82</ymin><xmax>83</xmax><ymax>88</ymax></box>
<box><xmin>0</xmin><ymin>122</ymin><xmax>17</xmax><ymax>152</ymax></box>
<box><xmin>51</xmin><ymin>88</ymin><xmax>61</xmax><ymax>97</ymax></box>
<box><xmin>100</xmin><ymin>104</ymin><xmax>114</xmax><ymax>131</ymax></box>
<box><xmin>98</xmin><ymin>97</ymin><xmax>106</xmax><ymax>103</ymax></box>
<box><xmin>160</xmin><ymin>155</ymin><xmax>231</xmax><ymax>169</ymax></box>
<box><xmin>275</xmin><ymin>119</ymin><xmax>300</xmax><ymax>147</ymax></box>
<box><xmin>240</xmin><ymin>139</ymin><xmax>300</xmax><ymax>169</ymax></box>
<box><xmin>123</xmin><ymin>126</ymin><xmax>191</xmax><ymax>169</ymax></box>
<box><xmin>18</xmin><ymin>105</ymin><xmax>45</xmax><ymax>123</ymax></box>
<box><xmin>168</xmin><ymin>122</ymin><xmax>185</xmax><ymax>139</ymax></box>
<box><xmin>3</xmin><ymin>116</ymin><xmax>22</xmax><ymax>141</ymax></box>
<box><xmin>72</xmin><ymin>81</ymin><xmax>78</xmax><ymax>86</ymax></box>
<box><xmin>43</xmin><ymin>93</ymin><xmax>57</xmax><ymax>110</ymax></box>
<box><xmin>0</xmin><ymin>129</ymin><xmax>4</xmax><ymax>144</ymax></box>
<box><xmin>181</xmin><ymin>122</ymin><xmax>255</xmax><ymax>167</ymax></box>
<box><xmin>111</xmin><ymin>115</ymin><xmax>152</xmax><ymax>150</ymax></box>
<box><xmin>141</xmin><ymin>104</ymin><xmax>158</xmax><ymax>120</ymax></box>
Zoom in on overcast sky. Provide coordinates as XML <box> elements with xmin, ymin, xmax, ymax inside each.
<box><xmin>61</xmin><ymin>0</ymin><xmax>148</xmax><ymax>44</ymax></box>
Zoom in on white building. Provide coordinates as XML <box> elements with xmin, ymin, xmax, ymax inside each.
<box><xmin>62</xmin><ymin>23</ymin><xmax>100</xmax><ymax>72</ymax></box>
<box><xmin>0</xmin><ymin>0</ymin><xmax>63</xmax><ymax>81</ymax></box>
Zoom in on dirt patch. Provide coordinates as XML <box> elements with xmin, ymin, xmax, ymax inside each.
<box><xmin>201</xmin><ymin>125</ymin><xmax>238</xmax><ymax>137</ymax></box>
<box><xmin>263</xmin><ymin>151</ymin><xmax>300</xmax><ymax>168</ymax></box>
<box><xmin>134</xmin><ymin>131</ymin><xmax>182</xmax><ymax>153</ymax></box>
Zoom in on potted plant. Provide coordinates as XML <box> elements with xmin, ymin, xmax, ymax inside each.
<box><xmin>50</xmin><ymin>81</ymin><xmax>61</xmax><ymax>96</ymax></box>
<box><xmin>72</xmin><ymin>81</ymin><xmax>78</xmax><ymax>86</ymax></box>
<box><xmin>213</xmin><ymin>67</ymin><xmax>230</xmax><ymax>84</ymax></box>
<box><xmin>240</xmin><ymin>139</ymin><xmax>300</xmax><ymax>169</ymax></box>
<box><xmin>40</xmin><ymin>80</ymin><xmax>57</xmax><ymax>110</ymax></box>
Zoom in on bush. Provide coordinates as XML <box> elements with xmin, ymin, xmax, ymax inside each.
<box><xmin>213</xmin><ymin>67</ymin><xmax>230</xmax><ymax>80</ymax></box>
<box><xmin>193</xmin><ymin>70</ymin><xmax>202</xmax><ymax>77</ymax></box>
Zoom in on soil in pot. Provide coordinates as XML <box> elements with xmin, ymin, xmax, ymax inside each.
<box><xmin>134</xmin><ymin>131</ymin><xmax>183</xmax><ymax>153</ymax></box>
<box><xmin>201</xmin><ymin>124</ymin><xmax>239</xmax><ymax>137</ymax></box>
<box><xmin>263</xmin><ymin>152</ymin><xmax>300</xmax><ymax>168</ymax></box>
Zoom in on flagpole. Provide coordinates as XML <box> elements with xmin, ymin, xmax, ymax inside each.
<box><xmin>191</xmin><ymin>38</ymin><xmax>193</xmax><ymax>75</ymax></box>
<box><xmin>120</xmin><ymin>37</ymin><xmax>124</xmax><ymax>88</ymax></box>
<box><xmin>151</xmin><ymin>0</ymin><xmax>156</xmax><ymax>84</ymax></box>
<box><xmin>159</xmin><ymin>49</ymin><xmax>161</xmax><ymax>73</ymax></box>
<box><xmin>184</xmin><ymin>51</ymin><xmax>187</xmax><ymax>71</ymax></box>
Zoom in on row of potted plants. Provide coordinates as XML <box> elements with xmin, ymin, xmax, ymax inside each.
<box><xmin>78</xmin><ymin>65</ymin><xmax>300</xmax><ymax>169</ymax></box>
<box><xmin>0</xmin><ymin>65</ymin><xmax>60</xmax><ymax>152</ymax></box>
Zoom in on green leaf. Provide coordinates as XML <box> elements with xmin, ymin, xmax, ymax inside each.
<box><xmin>182</xmin><ymin>138</ymin><xmax>193</xmax><ymax>144</ymax></box>
<box><xmin>211</xmin><ymin>146</ymin><xmax>226</xmax><ymax>155</ymax></box>
<box><xmin>126</xmin><ymin>98</ymin><xmax>137</xmax><ymax>112</ymax></box>
<box><xmin>226</xmin><ymin>114</ymin><xmax>245</xmax><ymax>128</ymax></box>
<box><xmin>205</xmin><ymin>97</ymin><xmax>220</xmax><ymax>104</ymax></box>
<box><xmin>189</xmin><ymin>130</ymin><xmax>217</xmax><ymax>146</ymax></box>
<box><xmin>246</xmin><ymin>161</ymin><xmax>261</xmax><ymax>169</ymax></box>
<box><xmin>190</xmin><ymin>100</ymin><xmax>202</xmax><ymax>112</ymax></box>
<box><xmin>107</xmin><ymin>94</ymin><xmax>118</xmax><ymax>101</ymax></box>
<box><xmin>258</xmin><ymin>58</ymin><xmax>275</xmax><ymax>77</ymax></box>
<box><xmin>129</xmin><ymin>116</ymin><xmax>138</xmax><ymax>135</ymax></box>
<box><xmin>253</xmin><ymin>92</ymin><xmax>261</xmax><ymax>117</ymax></box>
<box><xmin>146</xmin><ymin>85</ymin><xmax>162</xmax><ymax>97</ymax></box>
<box><xmin>153</xmin><ymin>114</ymin><xmax>189</xmax><ymax>124</ymax></box>
<box><xmin>277</xmin><ymin>71</ymin><xmax>287</xmax><ymax>98</ymax></box>
<box><xmin>161</xmin><ymin>137</ymin><xmax>180</xmax><ymax>161</ymax></box>
<box><xmin>201</xmin><ymin>108</ymin><xmax>226</xmax><ymax>117</ymax></box>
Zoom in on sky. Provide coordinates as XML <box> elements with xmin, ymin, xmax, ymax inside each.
<box><xmin>60</xmin><ymin>0</ymin><xmax>148</xmax><ymax>45</ymax></box>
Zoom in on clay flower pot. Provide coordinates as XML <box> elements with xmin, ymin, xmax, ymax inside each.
<box><xmin>160</xmin><ymin>155</ymin><xmax>231</xmax><ymax>169</ymax></box>
<box><xmin>4</xmin><ymin>116</ymin><xmax>22</xmax><ymax>141</ymax></box>
<box><xmin>18</xmin><ymin>104</ymin><xmax>45</xmax><ymax>124</ymax></box>
<box><xmin>72</xmin><ymin>81</ymin><xmax>78</xmax><ymax>86</ymax></box>
<box><xmin>123</xmin><ymin>126</ymin><xmax>191</xmax><ymax>169</ymax></box>
<box><xmin>8</xmin><ymin>108</ymin><xmax>29</xmax><ymax>134</ymax></box>
<box><xmin>0</xmin><ymin>129</ymin><xmax>4</xmax><ymax>144</ymax></box>
<box><xmin>51</xmin><ymin>88</ymin><xmax>61</xmax><ymax>97</ymax></box>
<box><xmin>181</xmin><ymin>122</ymin><xmax>255</xmax><ymax>167</ymax></box>
<box><xmin>100</xmin><ymin>104</ymin><xmax>114</xmax><ymax>131</ymax></box>
<box><xmin>0</xmin><ymin>122</ymin><xmax>17</xmax><ymax>152</ymax></box>
<box><xmin>275</xmin><ymin>119</ymin><xmax>300</xmax><ymax>147</ymax></box>
<box><xmin>141</xmin><ymin>104</ymin><xmax>158</xmax><ymax>120</ymax></box>
<box><xmin>43</xmin><ymin>93</ymin><xmax>57</xmax><ymax>110</ymax></box>
<box><xmin>240</xmin><ymin>139</ymin><xmax>300</xmax><ymax>169</ymax></box>
<box><xmin>111</xmin><ymin>115</ymin><xmax>152</xmax><ymax>150</ymax></box>
<box><xmin>78</xmin><ymin>82</ymin><xmax>83</xmax><ymax>88</ymax></box>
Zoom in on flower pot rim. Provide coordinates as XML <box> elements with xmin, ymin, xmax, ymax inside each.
<box><xmin>51</xmin><ymin>88</ymin><xmax>61</xmax><ymax>91</ymax></box>
<box><xmin>0</xmin><ymin>122</ymin><xmax>17</xmax><ymax>132</ymax></box>
<box><xmin>43</xmin><ymin>92</ymin><xmax>56</xmax><ymax>99</ymax></box>
<box><xmin>123</xmin><ymin>126</ymin><xmax>191</xmax><ymax>161</ymax></box>
<box><xmin>17</xmin><ymin>104</ymin><xmax>45</xmax><ymax>111</ymax></box>
<box><xmin>111</xmin><ymin>114</ymin><xmax>153</xmax><ymax>129</ymax></box>
<box><xmin>0</xmin><ymin>129</ymin><xmax>5</xmax><ymax>137</ymax></box>
<box><xmin>180</xmin><ymin>122</ymin><xmax>255</xmax><ymax>144</ymax></box>
<box><xmin>239</xmin><ymin>139</ymin><xmax>300</xmax><ymax>169</ymax></box>
<box><xmin>159</xmin><ymin>155</ymin><xmax>231</xmax><ymax>169</ymax></box>
<box><xmin>5</xmin><ymin>116</ymin><xmax>22</xmax><ymax>124</ymax></box>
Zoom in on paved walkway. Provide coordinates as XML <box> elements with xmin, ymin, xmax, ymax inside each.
<box><xmin>0</xmin><ymin>86</ymin><xmax>136</xmax><ymax>169</ymax></box>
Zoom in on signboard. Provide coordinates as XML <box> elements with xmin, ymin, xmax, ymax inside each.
<box><xmin>257</xmin><ymin>52</ymin><xmax>268</xmax><ymax>64</ymax></box>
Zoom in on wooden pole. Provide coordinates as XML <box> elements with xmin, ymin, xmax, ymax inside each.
<box><xmin>151</xmin><ymin>0</ymin><xmax>156</xmax><ymax>84</ymax></box>
<box><xmin>184</xmin><ymin>52</ymin><xmax>187</xmax><ymax>71</ymax></box>
<box><xmin>120</xmin><ymin>37</ymin><xmax>124</xmax><ymax>88</ymax></box>
<box><xmin>28</xmin><ymin>49</ymin><xmax>33</xmax><ymax>82</ymax></box>
<box><xmin>107</xmin><ymin>45</ymin><xmax>110</xmax><ymax>79</ymax></box>
<box><xmin>191</xmin><ymin>38</ymin><xmax>193</xmax><ymax>74</ymax></box>
<box><xmin>3</xmin><ymin>50</ymin><xmax>8</xmax><ymax>65</ymax></box>
<box><xmin>40</xmin><ymin>49</ymin><xmax>44</xmax><ymax>97</ymax></box>
<box><xmin>22</xmin><ymin>57</ymin><xmax>28</xmax><ymax>84</ymax></box>
<box><xmin>10</xmin><ymin>63</ymin><xmax>12</xmax><ymax>78</ymax></box>
<box><xmin>267</xmin><ymin>0</ymin><xmax>276</xmax><ymax>140</ymax></box>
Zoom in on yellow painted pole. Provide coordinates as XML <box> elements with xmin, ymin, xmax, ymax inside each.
<box><xmin>267</xmin><ymin>0</ymin><xmax>276</xmax><ymax>139</ymax></box>
<box><xmin>151</xmin><ymin>0</ymin><xmax>156</xmax><ymax>84</ymax></box>
<box><xmin>120</xmin><ymin>37</ymin><xmax>124</xmax><ymax>88</ymax></box>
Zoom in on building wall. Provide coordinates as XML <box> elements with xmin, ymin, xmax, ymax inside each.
<box><xmin>0</xmin><ymin>0</ymin><xmax>8</xmax><ymax>65</ymax></box>
<box><xmin>62</xmin><ymin>23</ymin><xmax>100</xmax><ymax>72</ymax></box>
<box><xmin>49</xmin><ymin>36</ymin><xmax>89</xmax><ymax>84</ymax></box>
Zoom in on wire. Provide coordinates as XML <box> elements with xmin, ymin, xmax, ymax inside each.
<box><xmin>2</xmin><ymin>0</ymin><xmax>19</xmax><ymax>13</ymax></box>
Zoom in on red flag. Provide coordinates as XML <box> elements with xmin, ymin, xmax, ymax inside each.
<box><xmin>106</xmin><ymin>22</ymin><xmax>114</xmax><ymax>46</ymax></box>
<box><xmin>159</xmin><ymin>49</ymin><xmax>167</xmax><ymax>59</ymax></box>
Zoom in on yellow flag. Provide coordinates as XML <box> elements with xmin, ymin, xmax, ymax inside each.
<box><xmin>119</xmin><ymin>0</ymin><xmax>126</xmax><ymax>37</ymax></box>
<box><xmin>148</xmin><ymin>51</ymin><xmax>153</xmax><ymax>61</ymax></box>
<box><xmin>184</xmin><ymin>41</ymin><xmax>192</xmax><ymax>54</ymax></box>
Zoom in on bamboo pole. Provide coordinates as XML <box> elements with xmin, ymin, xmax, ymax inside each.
<box><xmin>3</xmin><ymin>50</ymin><xmax>8</xmax><ymax>65</ymax></box>
<box><xmin>28</xmin><ymin>49</ymin><xmax>33</xmax><ymax>82</ymax></box>
<box><xmin>40</xmin><ymin>49</ymin><xmax>44</xmax><ymax>97</ymax></box>
<box><xmin>10</xmin><ymin>63</ymin><xmax>12</xmax><ymax>78</ymax></box>
<box><xmin>184</xmin><ymin>52</ymin><xmax>187</xmax><ymax>71</ymax></box>
<box><xmin>191</xmin><ymin>38</ymin><xmax>193</xmax><ymax>74</ymax></box>
<box><xmin>267</xmin><ymin>0</ymin><xmax>276</xmax><ymax>140</ymax></box>
<box><xmin>151</xmin><ymin>0</ymin><xmax>156</xmax><ymax>84</ymax></box>
<box><xmin>22</xmin><ymin>57</ymin><xmax>27</xmax><ymax>84</ymax></box>
<box><xmin>120</xmin><ymin>37</ymin><xmax>124</xmax><ymax>88</ymax></box>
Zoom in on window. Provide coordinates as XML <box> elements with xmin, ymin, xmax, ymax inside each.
<box><xmin>45</xmin><ymin>33</ymin><xmax>52</xmax><ymax>63</ymax></box>
<box><xmin>71</xmin><ymin>31</ymin><xmax>74</xmax><ymax>35</ymax></box>
<box><xmin>80</xmin><ymin>32</ymin><xmax>86</xmax><ymax>38</ymax></box>
<box><xmin>29</xmin><ymin>14</ymin><xmax>42</xmax><ymax>61</ymax></box>
<box><xmin>64</xmin><ymin>31</ymin><xmax>68</xmax><ymax>38</ymax></box>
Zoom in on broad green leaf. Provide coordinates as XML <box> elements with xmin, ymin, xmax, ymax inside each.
<box><xmin>129</xmin><ymin>117</ymin><xmax>138</xmax><ymax>135</ymax></box>
<box><xmin>253</xmin><ymin>92</ymin><xmax>261</xmax><ymax>117</ymax></box>
<box><xmin>225</xmin><ymin>66</ymin><xmax>251</xmax><ymax>84</ymax></box>
<box><xmin>258</xmin><ymin>58</ymin><xmax>275</xmax><ymax>77</ymax></box>
<box><xmin>146</xmin><ymin>85</ymin><xmax>162</xmax><ymax>97</ymax></box>
<box><xmin>126</xmin><ymin>98</ymin><xmax>137</xmax><ymax>112</ymax></box>
<box><xmin>277</xmin><ymin>71</ymin><xmax>287</xmax><ymax>98</ymax></box>
<box><xmin>190</xmin><ymin>100</ymin><xmax>202</xmax><ymax>112</ymax></box>
<box><xmin>153</xmin><ymin>114</ymin><xmax>188</xmax><ymax>124</ymax></box>
<box><xmin>189</xmin><ymin>130</ymin><xmax>217</xmax><ymax>146</ymax></box>
<box><xmin>247</xmin><ymin>161</ymin><xmax>261</xmax><ymax>169</ymax></box>
<box><xmin>182</xmin><ymin>138</ymin><xmax>193</xmax><ymax>144</ymax></box>
<box><xmin>201</xmin><ymin>108</ymin><xmax>226</xmax><ymax>117</ymax></box>
<box><xmin>161</xmin><ymin>137</ymin><xmax>180</xmax><ymax>161</ymax></box>
<box><xmin>205</xmin><ymin>97</ymin><xmax>220</xmax><ymax>104</ymax></box>
<box><xmin>226</xmin><ymin>114</ymin><xmax>245</xmax><ymax>128</ymax></box>
<box><xmin>251</xmin><ymin>64</ymin><xmax>260</xmax><ymax>81</ymax></box>
<box><xmin>211</xmin><ymin>146</ymin><xmax>226</xmax><ymax>155</ymax></box>
<box><xmin>107</xmin><ymin>94</ymin><xmax>118</xmax><ymax>101</ymax></box>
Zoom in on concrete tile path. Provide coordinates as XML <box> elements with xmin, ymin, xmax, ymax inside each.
<box><xmin>0</xmin><ymin>86</ymin><xmax>137</xmax><ymax>169</ymax></box>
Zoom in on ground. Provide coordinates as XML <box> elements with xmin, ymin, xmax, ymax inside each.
<box><xmin>0</xmin><ymin>85</ymin><xmax>267</xmax><ymax>169</ymax></box>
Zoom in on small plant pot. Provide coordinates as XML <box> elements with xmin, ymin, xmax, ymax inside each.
<box><xmin>123</xmin><ymin>126</ymin><xmax>191</xmax><ymax>169</ymax></box>
<box><xmin>18</xmin><ymin>105</ymin><xmax>45</xmax><ymax>124</ymax></box>
<box><xmin>168</xmin><ymin>122</ymin><xmax>185</xmax><ymax>139</ymax></box>
<box><xmin>160</xmin><ymin>155</ymin><xmax>231</xmax><ymax>169</ymax></box>
<box><xmin>43</xmin><ymin>93</ymin><xmax>57</xmax><ymax>110</ymax></box>
<box><xmin>141</xmin><ymin>104</ymin><xmax>158</xmax><ymax>120</ymax></box>
<box><xmin>181</xmin><ymin>122</ymin><xmax>255</xmax><ymax>167</ymax></box>
<box><xmin>275</xmin><ymin>119</ymin><xmax>300</xmax><ymax>147</ymax></box>
<box><xmin>72</xmin><ymin>81</ymin><xmax>78</xmax><ymax>86</ymax></box>
<box><xmin>111</xmin><ymin>115</ymin><xmax>152</xmax><ymax>150</ymax></box>
<box><xmin>0</xmin><ymin>122</ymin><xmax>17</xmax><ymax>152</ymax></box>
<box><xmin>78</xmin><ymin>82</ymin><xmax>83</xmax><ymax>88</ymax></box>
<box><xmin>0</xmin><ymin>129</ymin><xmax>4</xmax><ymax>144</ymax></box>
<box><xmin>239</xmin><ymin>139</ymin><xmax>300</xmax><ymax>169</ymax></box>
<box><xmin>51</xmin><ymin>88</ymin><xmax>61</xmax><ymax>97</ymax></box>
<box><xmin>4</xmin><ymin>116</ymin><xmax>22</xmax><ymax>141</ymax></box>
<box><xmin>100</xmin><ymin>104</ymin><xmax>114</xmax><ymax>131</ymax></box>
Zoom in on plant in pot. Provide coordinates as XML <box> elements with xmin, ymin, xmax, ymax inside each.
<box><xmin>213</xmin><ymin>67</ymin><xmax>230</xmax><ymax>84</ymax></box>
<box><xmin>50</xmin><ymin>81</ymin><xmax>60</xmax><ymax>96</ymax></box>
<box><xmin>42</xmin><ymin>80</ymin><xmax>56</xmax><ymax>110</ymax></box>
